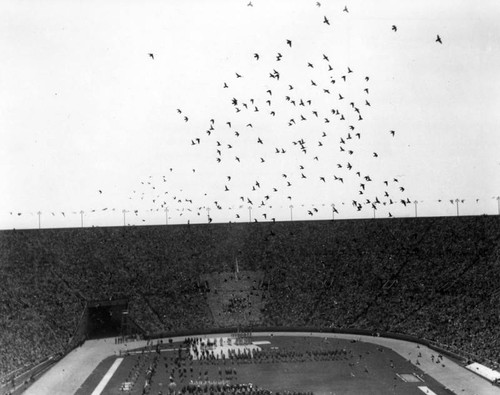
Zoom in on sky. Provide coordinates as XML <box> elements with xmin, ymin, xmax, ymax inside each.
<box><xmin>0</xmin><ymin>0</ymin><xmax>499</xmax><ymax>229</ymax></box>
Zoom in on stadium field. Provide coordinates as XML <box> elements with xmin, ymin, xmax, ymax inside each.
<box><xmin>26</xmin><ymin>332</ymin><xmax>500</xmax><ymax>395</ymax></box>
<box><xmin>75</xmin><ymin>336</ymin><xmax>451</xmax><ymax>395</ymax></box>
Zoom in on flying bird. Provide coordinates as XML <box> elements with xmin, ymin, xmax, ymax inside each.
<box><xmin>148</xmin><ymin>53</ymin><xmax>154</xmax><ymax>59</ymax></box>
<box><xmin>436</xmin><ymin>35</ymin><xmax>442</xmax><ymax>44</ymax></box>
<box><xmin>323</xmin><ymin>16</ymin><xmax>330</xmax><ymax>25</ymax></box>
<box><xmin>392</xmin><ymin>25</ymin><xmax>397</xmax><ymax>32</ymax></box>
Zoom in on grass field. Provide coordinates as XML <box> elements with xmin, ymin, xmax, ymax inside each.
<box><xmin>75</xmin><ymin>336</ymin><xmax>455</xmax><ymax>395</ymax></box>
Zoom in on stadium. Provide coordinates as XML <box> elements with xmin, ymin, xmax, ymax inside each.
<box><xmin>1</xmin><ymin>216</ymin><xmax>500</xmax><ymax>394</ymax></box>
<box><xmin>1</xmin><ymin>0</ymin><xmax>500</xmax><ymax>394</ymax></box>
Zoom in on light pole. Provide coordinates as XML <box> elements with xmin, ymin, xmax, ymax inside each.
<box><xmin>414</xmin><ymin>201</ymin><xmax>418</xmax><ymax>218</ymax></box>
<box><xmin>80</xmin><ymin>210</ymin><xmax>84</xmax><ymax>228</ymax></box>
<box><xmin>331</xmin><ymin>204</ymin><xmax>335</xmax><ymax>220</ymax></box>
<box><xmin>248</xmin><ymin>206</ymin><xmax>252</xmax><ymax>222</ymax></box>
<box><xmin>373</xmin><ymin>206</ymin><xmax>376</xmax><ymax>219</ymax></box>
<box><xmin>497</xmin><ymin>196</ymin><xmax>500</xmax><ymax>215</ymax></box>
<box><xmin>37</xmin><ymin>211</ymin><xmax>41</xmax><ymax>229</ymax></box>
<box><xmin>289</xmin><ymin>205</ymin><xmax>293</xmax><ymax>221</ymax></box>
<box><xmin>455</xmin><ymin>199</ymin><xmax>460</xmax><ymax>217</ymax></box>
<box><xmin>165</xmin><ymin>207</ymin><xmax>169</xmax><ymax>225</ymax></box>
<box><xmin>206</xmin><ymin>207</ymin><xmax>211</xmax><ymax>223</ymax></box>
<box><xmin>122</xmin><ymin>209</ymin><xmax>127</xmax><ymax>226</ymax></box>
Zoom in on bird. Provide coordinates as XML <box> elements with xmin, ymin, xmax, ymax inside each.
<box><xmin>436</xmin><ymin>35</ymin><xmax>442</xmax><ymax>44</ymax></box>
<box><xmin>148</xmin><ymin>53</ymin><xmax>154</xmax><ymax>59</ymax></box>
<box><xmin>254</xmin><ymin>53</ymin><xmax>259</xmax><ymax>60</ymax></box>
<box><xmin>235</xmin><ymin>72</ymin><xmax>242</xmax><ymax>78</ymax></box>
<box><xmin>390</xmin><ymin>130</ymin><xmax>396</xmax><ymax>136</ymax></box>
<box><xmin>343</xmin><ymin>5</ymin><xmax>348</xmax><ymax>12</ymax></box>
<box><xmin>323</xmin><ymin>16</ymin><xmax>330</xmax><ymax>25</ymax></box>
<box><xmin>392</xmin><ymin>25</ymin><xmax>397</xmax><ymax>32</ymax></box>
<box><xmin>286</xmin><ymin>39</ymin><xmax>292</xmax><ymax>47</ymax></box>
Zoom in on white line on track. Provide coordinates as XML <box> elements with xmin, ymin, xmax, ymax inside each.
<box><xmin>90</xmin><ymin>357</ymin><xmax>123</xmax><ymax>395</ymax></box>
<box><xmin>418</xmin><ymin>386</ymin><xmax>438</xmax><ymax>395</ymax></box>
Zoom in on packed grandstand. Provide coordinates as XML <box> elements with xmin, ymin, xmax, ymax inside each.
<box><xmin>0</xmin><ymin>215</ymin><xmax>499</xmax><ymax>388</ymax></box>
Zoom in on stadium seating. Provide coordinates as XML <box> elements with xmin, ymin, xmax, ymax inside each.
<box><xmin>0</xmin><ymin>216</ymin><xmax>499</xmax><ymax>379</ymax></box>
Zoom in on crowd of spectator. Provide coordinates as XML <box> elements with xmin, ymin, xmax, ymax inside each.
<box><xmin>0</xmin><ymin>215</ymin><xmax>499</xmax><ymax>381</ymax></box>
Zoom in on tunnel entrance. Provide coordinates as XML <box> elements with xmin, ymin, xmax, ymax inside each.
<box><xmin>86</xmin><ymin>298</ymin><xmax>129</xmax><ymax>339</ymax></box>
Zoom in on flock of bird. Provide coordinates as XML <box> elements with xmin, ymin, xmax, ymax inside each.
<box><xmin>7</xmin><ymin>3</ymin><xmax>448</xmax><ymax>226</ymax></box>
<box><xmin>126</xmin><ymin>3</ymin><xmax>447</xmax><ymax>224</ymax></box>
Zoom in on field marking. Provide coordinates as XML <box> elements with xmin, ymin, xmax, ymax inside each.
<box><xmin>396</xmin><ymin>373</ymin><xmax>422</xmax><ymax>382</ymax></box>
<box><xmin>418</xmin><ymin>386</ymin><xmax>438</xmax><ymax>395</ymax></box>
<box><xmin>90</xmin><ymin>358</ymin><xmax>123</xmax><ymax>395</ymax></box>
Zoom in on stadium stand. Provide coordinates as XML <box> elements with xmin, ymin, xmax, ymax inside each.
<box><xmin>0</xmin><ymin>216</ymin><xmax>499</xmax><ymax>383</ymax></box>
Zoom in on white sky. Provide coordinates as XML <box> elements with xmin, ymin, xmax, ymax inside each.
<box><xmin>1</xmin><ymin>0</ymin><xmax>499</xmax><ymax>229</ymax></box>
